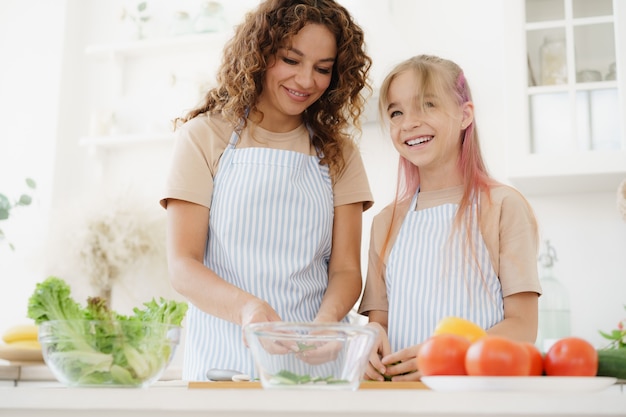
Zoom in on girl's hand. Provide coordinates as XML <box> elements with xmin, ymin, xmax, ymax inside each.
<box><xmin>363</xmin><ymin>322</ymin><xmax>391</xmax><ymax>381</ymax></box>
<box><xmin>381</xmin><ymin>344</ymin><xmax>422</xmax><ymax>381</ymax></box>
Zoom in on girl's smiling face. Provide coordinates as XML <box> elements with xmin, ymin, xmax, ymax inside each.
<box><xmin>257</xmin><ymin>23</ymin><xmax>337</xmax><ymax>132</ymax></box>
<box><xmin>386</xmin><ymin>70</ymin><xmax>472</xmax><ymax>181</ymax></box>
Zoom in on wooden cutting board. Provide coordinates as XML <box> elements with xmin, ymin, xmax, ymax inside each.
<box><xmin>188</xmin><ymin>380</ymin><xmax>428</xmax><ymax>389</ymax></box>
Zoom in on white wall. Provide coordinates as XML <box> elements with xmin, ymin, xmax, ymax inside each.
<box><xmin>1</xmin><ymin>0</ymin><xmax>625</xmax><ymax>359</ymax></box>
<box><xmin>0</xmin><ymin>0</ymin><xmax>65</xmax><ymax>329</ymax></box>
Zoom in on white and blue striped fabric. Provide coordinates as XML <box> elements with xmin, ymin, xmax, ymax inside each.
<box><xmin>386</xmin><ymin>191</ymin><xmax>504</xmax><ymax>352</ymax></box>
<box><xmin>182</xmin><ymin>129</ymin><xmax>335</xmax><ymax>381</ymax></box>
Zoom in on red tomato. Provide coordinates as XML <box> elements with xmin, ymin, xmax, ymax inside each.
<box><xmin>544</xmin><ymin>337</ymin><xmax>598</xmax><ymax>376</ymax></box>
<box><xmin>522</xmin><ymin>342</ymin><xmax>544</xmax><ymax>376</ymax></box>
<box><xmin>465</xmin><ymin>336</ymin><xmax>531</xmax><ymax>376</ymax></box>
<box><xmin>417</xmin><ymin>334</ymin><xmax>471</xmax><ymax>376</ymax></box>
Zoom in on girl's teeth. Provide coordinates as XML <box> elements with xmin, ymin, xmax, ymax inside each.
<box><xmin>407</xmin><ymin>136</ymin><xmax>433</xmax><ymax>146</ymax></box>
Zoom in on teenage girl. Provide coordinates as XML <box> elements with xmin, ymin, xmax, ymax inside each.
<box><xmin>358</xmin><ymin>55</ymin><xmax>541</xmax><ymax>381</ymax></box>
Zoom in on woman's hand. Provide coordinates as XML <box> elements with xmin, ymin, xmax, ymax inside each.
<box><xmin>362</xmin><ymin>322</ymin><xmax>391</xmax><ymax>381</ymax></box>
<box><xmin>240</xmin><ymin>298</ymin><xmax>283</xmax><ymax>348</ymax></box>
<box><xmin>295</xmin><ymin>337</ymin><xmax>343</xmax><ymax>365</ymax></box>
<box><xmin>381</xmin><ymin>344</ymin><xmax>422</xmax><ymax>381</ymax></box>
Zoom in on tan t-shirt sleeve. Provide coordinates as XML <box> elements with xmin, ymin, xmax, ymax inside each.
<box><xmin>333</xmin><ymin>142</ymin><xmax>374</xmax><ymax>211</ymax></box>
<box><xmin>357</xmin><ymin>202</ymin><xmax>408</xmax><ymax>315</ymax></box>
<box><xmin>358</xmin><ymin>218</ymin><xmax>386</xmax><ymax>315</ymax></box>
<box><xmin>160</xmin><ymin>115</ymin><xmax>231</xmax><ymax>209</ymax></box>
<box><xmin>481</xmin><ymin>185</ymin><xmax>542</xmax><ymax>297</ymax></box>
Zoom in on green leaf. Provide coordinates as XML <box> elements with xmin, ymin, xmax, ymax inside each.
<box><xmin>110</xmin><ymin>364</ymin><xmax>137</xmax><ymax>385</ymax></box>
<box><xmin>123</xmin><ymin>345</ymin><xmax>152</xmax><ymax>379</ymax></box>
<box><xmin>27</xmin><ymin>276</ymin><xmax>85</xmax><ymax>324</ymax></box>
<box><xmin>0</xmin><ymin>194</ymin><xmax>9</xmax><ymax>218</ymax></box>
<box><xmin>17</xmin><ymin>194</ymin><xmax>32</xmax><ymax>206</ymax></box>
<box><xmin>599</xmin><ymin>330</ymin><xmax>622</xmax><ymax>340</ymax></box>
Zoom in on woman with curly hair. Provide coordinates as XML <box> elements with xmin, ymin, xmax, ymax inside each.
<box><xmin>160</xmin><ymin>0</ymin><xmax>373</xmax><ymax>380</ymax></box>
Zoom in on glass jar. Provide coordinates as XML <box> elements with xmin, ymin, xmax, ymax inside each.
<box><xmin>536</xmin><ymin>241</ymin><xmax>571</xmax><ymax>353</ymax></box>
<box><xmin>193</xmin><ymin>1</ymin><xmax>228</xmax><ymax>33</ymax></box>
<box><xmin>170</xmin><ymin>11</ymin><xmax>193</xmax><ymax>36</ymax></box>
<box><xmin>606</xmin><ymin>62</ymin><xmax>617</xmax><ymax>81</ymax></box>
<box><xmin>540</xmin><ymin>37</ymin><xmax>567</xmax><ymax>85</ymax></box>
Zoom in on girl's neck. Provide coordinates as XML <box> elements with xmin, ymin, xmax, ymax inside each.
<box><xmin>418</xmin><ymin>166</ymin><xmax>464</xmax><ymax>192</ymax></box>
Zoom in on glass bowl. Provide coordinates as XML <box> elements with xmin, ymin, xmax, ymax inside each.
<box><xmin>244</xmin><ymin>322</ymin><xmax>378</xmax><ymax>390</ymax></box>
<box><xmin>38</xmin><ymin>320</ymin><xmax>180</xmax><ymax>388</ymax></box>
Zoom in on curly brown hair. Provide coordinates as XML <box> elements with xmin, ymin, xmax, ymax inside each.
<box><xmin>177</xmin><ymin>0</ymin><xmax>372</xmax><ymax>177</ymax></box>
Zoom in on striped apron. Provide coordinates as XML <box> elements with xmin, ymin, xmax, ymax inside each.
<box><xmin>182</xmin><ymin>128</ymin><xmax>334</xmax><ymax>381</ymax></box>
<box><xmin>386</xmin><ymin>191</ymin><xmax>504</xmax><ymax>352</ymax></box>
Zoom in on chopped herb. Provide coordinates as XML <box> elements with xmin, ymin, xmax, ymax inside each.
<box><xmin>271</xmin><ymin>369</ymin><xmax>348</xmax><ymax>385</ymax></box>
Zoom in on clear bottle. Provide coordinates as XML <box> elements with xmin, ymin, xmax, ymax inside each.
<box><xmin>540</xmin><ymin>36</ymin><xmax>567</xmax><ymax>85</ymax></box>
<box><xmin>536</xmin><ymin>240</ymin><xmax>571</xmax><ymax>353</ymax></box>
<box><xmin>193</xmin><ymin>1</ymin><xmax>228</xmax><ymax>33</ymax></box>
<box><xmin>605</xmin><ymin>62</ymin><xmax>617</xmax><ymax>81</ymax></box>
<box><xmin>170</xmin><ymin>11</ymin><xmax>193</xmax><ymax>37</ymax></box>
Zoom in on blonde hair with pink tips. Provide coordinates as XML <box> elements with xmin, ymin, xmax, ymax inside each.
<box><xmin>376</xmin><ymin>55</ymin><xmax>498</xmax><ymax>275</ymax></box>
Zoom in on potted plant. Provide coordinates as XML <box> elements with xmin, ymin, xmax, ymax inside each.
<box><xmin>120</xmin><ymin>1</ymin><xmax>151</xmax><ymax>40</ymax></box>
<box><xmin>0</xmin><ymin>178</ymin><xmax>36</xmax><ymax>250</ymax></box>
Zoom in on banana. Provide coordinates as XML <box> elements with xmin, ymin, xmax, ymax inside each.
<box><xmin>2</xmin><ymin>324</ymin><xmax>39</xmax><ymax>344</ymax></box>
<box><xmin>4</xmin><ymin>340</ymin><xmax>41</xmax><ymax>349</ymax></box>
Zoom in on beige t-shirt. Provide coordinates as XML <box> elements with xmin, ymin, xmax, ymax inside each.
<box><xmin>358</xmin><ymin>184</ymin><xmax>542</xmax><ymax>315</ymax></box>
<box><xmin>160</xmin><ymin>113</ymin><xmax>373</xmax><ymax>210</ymax></box>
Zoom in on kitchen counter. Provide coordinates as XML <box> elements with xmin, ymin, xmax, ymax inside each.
<box><xmin>0</xmin><ymin>380</ymin><xmax>625</xmax><ymax>417</ymax></box>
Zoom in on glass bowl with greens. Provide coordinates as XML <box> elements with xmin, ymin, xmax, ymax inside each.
<box><xmin>38</xmin><ymin>319</ymin><xmax>180</xmax><ymax>387</ymax></box>
<box><xmin>28</xmin><ymin>276</ymin><xmax>188</xmax><ymax>388</ymax></box>
<box><xmin>244</xmin><ymin>322</ymin><xmax>378</xmax><ymax>391</ymax></box>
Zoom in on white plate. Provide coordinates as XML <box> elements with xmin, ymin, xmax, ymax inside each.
<box><xmin>0</xmin><ymin>344</ymin><xmax>44</xmax><ymax>363</ymax></box>
<box><xmin>421</xmin><ymin>376</ymin><xmax>617</xmax><ymax>392</ymax></box>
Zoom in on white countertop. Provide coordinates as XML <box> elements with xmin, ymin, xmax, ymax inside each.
<box><xmin>0</xmin><ymin>380</ymin><xmax>625</xmax><ymax>417</ymax></box>
<box><xmin>0</xmin><ymin>362</ymin><xmax>183</xmax><ymax>384</ymax></box>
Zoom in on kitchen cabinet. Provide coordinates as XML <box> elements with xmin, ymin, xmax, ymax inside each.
<box><xmin>504</xmin><ymin>0</ymin><xmax>626</xmax><ymax>195</ymax></box>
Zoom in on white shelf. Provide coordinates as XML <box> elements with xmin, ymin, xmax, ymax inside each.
<box><xmin>510</xmin><ymin>171</ymin><xmax>626</xmax><ymax>196</ymax></box>
<box><xmin>525</xmin><ymin>15</ymin><xmax>614</xmax><ymax>31</ymax></box>
<box><xmin>79</xmin><ymin>133</ymin><xmax>174</xmax><ymax>149</ymax></box>
<box><xmin>507</xmin><ymin>150</ymin><xmax>626</xmax><ymax>196</ymax></box>
<box><xmin>527</xmin><ymin>80</ymin><xmax>618</xmax><ymax>94</ymax></box>
<box><xmin>85</xmin><ymin>31</ymin><xmax>232</xmax><ymax>57</ymax></box>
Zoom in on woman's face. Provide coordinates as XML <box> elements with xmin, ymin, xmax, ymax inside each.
<box><xmin>257</xmin><ymin>23</ymin><xmax>336</xmax><ymax>131</ymax></box>
<box><xmin>385</xmin><ymin>70</ymin><xmax>469</xmax><ymax>176</ymax></box>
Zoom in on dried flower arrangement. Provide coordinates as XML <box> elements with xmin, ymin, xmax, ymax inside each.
<box><xmin>52</xmin><ymin>191</ymin><xmax>167</xmax><ymax>306</ymax></box>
